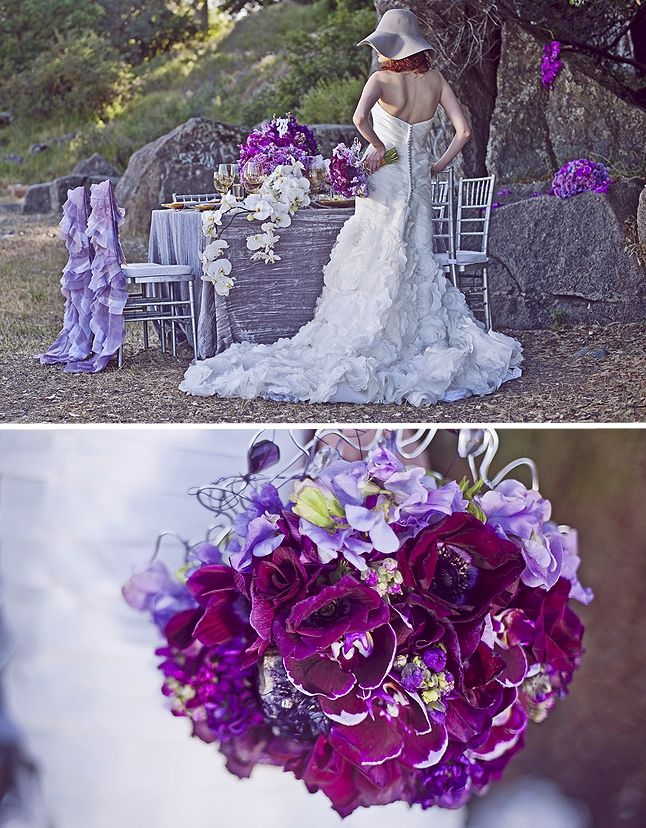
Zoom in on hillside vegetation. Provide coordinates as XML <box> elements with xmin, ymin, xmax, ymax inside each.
<box><xmin>0</xmin><ymin>0</ymin><xmax>373</xmax><ymax>189</ymax></box>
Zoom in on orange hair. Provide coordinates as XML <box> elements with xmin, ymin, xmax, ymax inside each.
<box><xmin>379</xmin><ymin>50</ymin><xmax>432</xmax><ymax>74</ymax></box>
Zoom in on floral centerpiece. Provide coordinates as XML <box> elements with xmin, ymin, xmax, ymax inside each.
<box><xmin>329</xmin><ymin>138</ymin><xmax>399</xmax><ymax>198</ymax></box>
<box><xmin>550</xmin><ymin>158</ymin><xmax>612</xmax><ymax>199</ymax></box>
<box><xmin>239</xmin><ymin>113</ymin><xmax>322</xmax><ymax>175</ymax></box>
<box><xmin>125</xmin><ymin>433</ymin><xmax>591</xmax><ymax>817</ymax></box>
<box><xmin>200</xmin><ymin>161</ymin><xmax>311</xmax><ymax>295</ymax></box>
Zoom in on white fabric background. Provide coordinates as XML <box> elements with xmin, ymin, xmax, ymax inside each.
<box><xmin>0</xmin><ymin>429</ymin><xmax>463</xmax><ymax>828</ymax></box>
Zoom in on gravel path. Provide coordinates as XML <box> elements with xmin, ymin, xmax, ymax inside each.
<box><xmin>2</xmin><ymin>211</ymin><xmax>644</xmax><ymax>423</ymax></box>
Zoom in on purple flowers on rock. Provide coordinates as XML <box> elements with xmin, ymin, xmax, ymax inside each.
<box><xmin>126</xmin><ymin>441</ymin><xmax>591</xmax><ymax>818</ymax></box>
<box><xmin>551</xmin><ymin>158</ymin><xmax>612</xmax><ymax>199</ymax></box>
<box><xmin>541</xmin><ymin>41</ymin><xmax>563</xmax><ymax>88</ymax></box>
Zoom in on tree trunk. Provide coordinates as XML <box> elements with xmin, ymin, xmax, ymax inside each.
<box><xmin>194</xmin><ymin>0</ymin><xmax>209</xmax><ymax>33</ymax></box>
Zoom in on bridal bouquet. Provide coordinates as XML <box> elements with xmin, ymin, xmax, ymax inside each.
<box><xmin>125</xmin><ymin>438</ymin><xmax>591</xmax><ymax>816</ymax></box>
<box><xmin>329</xmin><ymin>138</ymin><xmax>399</xmax><ymax>198</ymax></box>
<box><xmin>239</xmin><ymin>113</ymin><xmax>323</xmax><ymax>175</ymax></box>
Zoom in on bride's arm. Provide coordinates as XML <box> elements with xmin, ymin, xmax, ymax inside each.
<box><xmin>352</xmin><ymin>73</ymin><xmax>386</xmax><ymax>173</ymax></box>
<box><xmin>431</xmin><ymin>74</ymin><xmax>471</xmax><ymax>174</ymax></box>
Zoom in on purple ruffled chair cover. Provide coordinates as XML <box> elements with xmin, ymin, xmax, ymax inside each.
<box><xmin>38</xmin><ymin>186</ymin><xmax>94</xmax><ymax>365</ymax></box>
<box><xmin>65</xmin><ymin>180</ymin><xmax>128</xmax><ymax>373</ymax></box>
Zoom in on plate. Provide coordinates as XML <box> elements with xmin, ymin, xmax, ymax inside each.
<box><xmin>194</xmin><ymin>202</ymin><xmax>221</xmax><ymax>212</ymax></box>
<box><xmin>161</xmin><ymin>202</ymin><xmax>195</xmax><ymax>210</ymax></box>
<box><xmin>316</xmin><ymin>196</ymin><xmax>356</xmax><ymax>208</ymax></box>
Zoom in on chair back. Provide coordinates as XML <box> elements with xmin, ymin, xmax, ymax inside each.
<box><xmin>430</xmin><ymin>167</ymin><xmax>455</xmax><ymax>257</ymax></box>
<box><xmin>172</xmin><ymin>193</ymin><xmax>220</xmax><ymax>204</ymax></box>
<box><xmin>455</xmin><ymin>175</ymin><xmax>495</xmax><ymax>254</ymax></box>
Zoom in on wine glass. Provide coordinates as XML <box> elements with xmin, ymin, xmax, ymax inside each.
<box><xmin>241</xmin><ymin>161</ymin><xmax>264</xmax><ymax>194</ymax></box>
<box><xmin>307</xmin><ymin>157</ymin><xmax>328</xmax><ymax>197</ymax></box>
<box><xmin>214</xmin><ymin>163</ymin><xmax>235</xmax><ymax>195</ymax></box>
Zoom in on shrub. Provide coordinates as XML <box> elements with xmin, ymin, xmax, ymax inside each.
<box><xmin>248</xmin><ymin>0</ymin><xmax>373</xmax><ymax>121</ymax></box>
<box><xmin>298</xmin><ymin>75</ymin><xmax>365</xmax><ymax>123</ymax></box>
<box><xmin>7</xmin><ymin>32</ymin><xmax>132</xmax><ymax>121</ymax></box>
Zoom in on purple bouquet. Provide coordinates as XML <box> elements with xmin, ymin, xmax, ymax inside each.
<box><xmin>541</xmin><ymin>41</ymin><xmax>563</xmax><ymax>88</ymax></box>
<box><xmin>125</xmin><ymin>437</ymin><xmax>591</xmax><ymax>817</ymax></box>
<box><xmin>551</xmin><ymin>158</ymin><xmax>612</xmax><ymax>199</ymax></box>
<box><xmin>239</xmin><ymin>114</ymin><xmax>319</xmax><ymax>175</ymax></box>
<box><xmin>329</xmin><ymin>139</ymin><xmax>399</xmax><ymax>198</ymax></box>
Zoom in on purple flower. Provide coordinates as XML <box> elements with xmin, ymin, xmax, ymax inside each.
<box><xmin>551</xmin><ymin>158</ymin><xmax>612</xmax><ymax>199</ymax></box>
<box><xmin>328</xmin><ymin>142</ymin><xmax>369</xmax><ymax>198</ymax></box>
<box><xmin>298</xmin><ymin>519</ymin><xmax>373</xmax><ymax>570</ymax></box>
<box><xmin>479</xmin><ymin>480</ymin><xmax>550</xmax><ymax>539</ymax></box>
<box><xmin>226</xmin><ymin>484</ymin><xmax>285</xmax><ymax>571</ymax></box>
<box><xmin>541</xmin><ymin>41</ymin><xmax>563</xmax><ymax>88</ymax></box>
<box><xmin>239</xmin><ymin>114</ymin><xmax>318</xmax><ymax>175</ymax></box>
<box><xmin>345</xmin><ymin>504</ymin><xmax>400</xmax><ymax>555</ymax></box>
<box><xmin>478</xmin><ymin>481</ymin><xmax>566</xmax><ymax>590</ymax></box>
<box><xmin>544</xmin><ymin>523</ymin><xmax>593</xmax><ymax>604</ymax></box>
<box><xmin>122</xmin><ymin>560</ymin><xmax>196</xmax><ymax>633</ymax></box>
<box><xmin>274</xmin><ymin>575</ymin><xmax>390</xmax><ymax>661</ymax></box>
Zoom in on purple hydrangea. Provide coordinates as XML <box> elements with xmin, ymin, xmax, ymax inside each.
<box><xmin>550</xmin><ymin>159</ymin><xmax>612</xmax><ymax>199</ymax></box>
<box><xmin>239</xmin><ymin>114</ymin><xmax>318</xmax><ymax>176</ymax></box>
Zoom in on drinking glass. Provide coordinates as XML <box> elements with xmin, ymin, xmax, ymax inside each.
<box><xmin>307</xmin><ymin>157</ymin><xmax>328</xmax><ymax>196</ymax></box>
<box><xmin>214</xmin><ymin>163</ymin><xmax>235</xmax><ymax>194</ymax></box>
<box><xmin>241</xmin><ymin>161</ymin><xmax>264</xmax><ymax>194</ymax></box>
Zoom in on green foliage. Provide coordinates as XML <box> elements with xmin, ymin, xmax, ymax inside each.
<box><xmin>5</xmin><ymin>32</ymin><xmax>132</xmax><ymax>121</ymax></box>
<box><xmin>0</xmin><ymin>0</ymin><xmax>105</xmax><ymax>76</ymax></box>
<box><xmin>298</xmin><ymin>75</ymin><xmax>365</xmax><ymax>123</ymax></box>
<box><xmin>96</xmin><ymin>0</ymin><xmax>199</xmax><ymax>64</ymax></box>
<box><xmin>242</xmin><ymin>0</ymin><xmax>372</xmax><ymax>122</ymax></box>
<box><xmin>0</xmin><ymin>0</ymin><xmax>373</xmax><ymax>186</ymax></box>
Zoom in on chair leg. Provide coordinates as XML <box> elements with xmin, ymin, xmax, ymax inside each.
<box><xmin>143</xmin><ymin>283</ymin><xmax>149</xmax><ymax>350</ymax></box>
<box><xmin>450</xmin><ymin>263</ymin><xmax>458</xmax><ymax>289</ymax></box>
<box><xmin>117</xmin><ymin>343</ymin><xmax>124</xmax><ymax>369</ymax></box>
<box><xmin>156</xmin><ymin>283</ymin><xmax>166</xmax><ymax>354</ymax></box>
<box><xmin>188</xmin><ymin>279</ymin><xmax>198</xmax><ymax>356</ymax></box>
<box><xmin>170</xmin><ymin>282</ymin><xmax>177</xmax><ymax>358</ymax></box>
<box><xmin>482</xmin><ymin>266</ymin><xmax>491</xmax><ymax>330</ymax></box>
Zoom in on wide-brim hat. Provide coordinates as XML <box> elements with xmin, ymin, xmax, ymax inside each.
<box><xmin>357</xmin><ymin>8</ymin><xmax>433</xmax><ymax>61</ymax></box>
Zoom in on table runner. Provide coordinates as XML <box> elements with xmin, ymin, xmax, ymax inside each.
<box><xmin>149</xmin><ymin>207</ymin><xmax>351</xmax><ymax>358</ymax></box>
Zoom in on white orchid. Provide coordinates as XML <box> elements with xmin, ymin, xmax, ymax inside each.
<box><xmin>247</xmin><ymin>230</ymin><xmax>278</xmax><ymax>251</ymax></box>
<box><xmin>200</xmin><ymin>160</ymin><xmax>311</xmax><ymax>294</ymax></box>
<box><xmin>243</xmin><ymin>195</ymin><xmax>274</xmax><ymax>221</ymax></box>
<box><xmin>202</xmin><ymin>210</ymin><xmax>223</xmax><ymax>235</ymax></box>
<box><xmin>275</xmin><ymin>117</ymin><xmax>289</xmax><ymax>138</ymax></box>
<box><xmin>200</xmin><ymin>239</ymin><xmax>229</xmax><ymax>263</ymax></box>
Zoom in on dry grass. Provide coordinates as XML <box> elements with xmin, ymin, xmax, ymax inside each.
<box><xmin>1</xmin><ymin>210</ymin><xmax>645</xmax><ymax>424</ymax></box>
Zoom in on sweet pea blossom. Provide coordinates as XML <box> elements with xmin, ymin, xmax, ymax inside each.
<box><xmin>478</xmin><ymin>480</ymin><xmax>582</xmax><ymax>594</ymax></box>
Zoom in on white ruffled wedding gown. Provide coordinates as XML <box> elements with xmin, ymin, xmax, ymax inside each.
<box><xmin>180</xmin><ymin>104</ymin><xmax>522</xmax><ymax>405</ymax></box>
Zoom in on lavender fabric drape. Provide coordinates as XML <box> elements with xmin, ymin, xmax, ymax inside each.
<box><xmin>148</xmin><ymin>207</ymin><xmax>351</xmax><ymax>359</ymax></box>
<box><xmin>38</xmin><ymin>186</ymin><xmax>94</xmax><ymax>365</ymax></box>
<box><xmin>65</xmin><ymin>181</ymin><xmax>128</xmax><ymax>373</ymax></box>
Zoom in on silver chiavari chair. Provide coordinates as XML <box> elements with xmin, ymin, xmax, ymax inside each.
<box><xmin>172</xmin><ymin>192</ymin><xmax>220</xmax><ymax>204</ymax></box>
<box><xmin>430</xmin><ymin>167</ymin><xmax>457</xmax><ymax>287</ymax></box>
<box><xmin>453</xmin><ymin>175</ymin><xmax>496</xmax><ymax>330</ymax></box>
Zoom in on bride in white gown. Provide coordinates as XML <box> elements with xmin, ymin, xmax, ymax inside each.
<box><xmin>180</xmin><ymin>9</ymin><xmax>522</xmax><ymax>405</ymax></box>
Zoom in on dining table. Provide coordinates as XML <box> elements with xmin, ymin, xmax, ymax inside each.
<box><xmin>148</xmin><ymin>206</ymin><xmax>352</xmax><ymax>359</ymax></box>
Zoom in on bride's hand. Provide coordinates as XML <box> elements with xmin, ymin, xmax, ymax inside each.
<box><xmin>431</xmin><ymin>162</ymin><xmax>445</xmax><ymax>174</ymax></box>
<box><xmin>365</xmin><ymin>144</ymin><xmax>386</xmax><ymax>173</ymax></box>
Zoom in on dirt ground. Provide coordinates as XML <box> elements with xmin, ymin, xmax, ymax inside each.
<box><xmin>2</xmin><ymin>210</ymin><xmax>645</xmax><ymax>424</ymax></box>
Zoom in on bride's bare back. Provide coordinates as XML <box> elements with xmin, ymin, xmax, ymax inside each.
<box><xmin>377</xmin><ymin>68</ymin><xmax>443</xmax><ymax>125</ymax></box>
<box><xmin>353</xmin><ymin>65</ymin><xmax>471</xmax><ymax>173</ymax></box>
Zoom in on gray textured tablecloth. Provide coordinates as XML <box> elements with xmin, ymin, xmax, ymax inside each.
<box><xmin>149</xmin><ymin>207</ymin><xmax>351</xmax><ymax>358</ymax></box>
